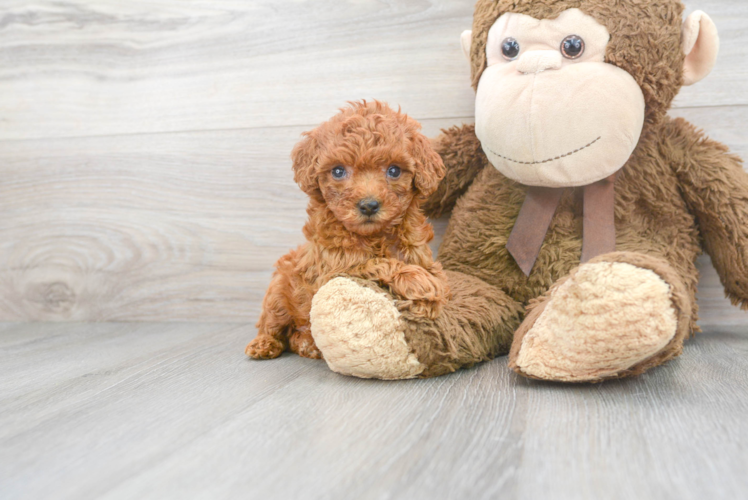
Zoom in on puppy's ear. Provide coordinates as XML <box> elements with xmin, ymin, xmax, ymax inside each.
<box><xmin>410</xmin><ymin>133</ymin><xmax>446</xmax><ymax>198</ymax></box>
<box><xmin>291</xmin><ymin>132</ymin><xmax>322</xmax><ymax>197</ymax></box>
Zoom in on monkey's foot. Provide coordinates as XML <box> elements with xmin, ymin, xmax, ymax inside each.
<box><xmin>509</xmin><ymin>253</ymin><xmax>691</xmax><ymax>382</ymax></box>
<box><xmin>309</xmin><ymin>277</ymin><xmax>424</xmax><ymax>380</ymax></box>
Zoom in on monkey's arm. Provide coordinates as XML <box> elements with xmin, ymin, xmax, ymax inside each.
<box><xmin>422</xmin><ymin>124</ymin><xmax>489</xmax><ymax>218</ymax></box>
<box><xmin>668</xmin><ymin>118</ymin><xmax>748</xmax><ymax>309</ymax></box>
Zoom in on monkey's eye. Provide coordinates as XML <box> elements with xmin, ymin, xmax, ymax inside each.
<box><xmin>501</xmin><ymin>37</ymin><xmax>520</xmax><ymax>60</ymax></box>
<box><xmin>386</xmin><ymin>165</ymin><xmax>401</xmax><ymax>179</ymax></box>
<box><xmin>331</xmin><ymin>166</ymin><xmax>346</xmax><ymax>179</ymax></box>
<box><xmin>561</xmin><ymin>35</ymin><xmax>585</xmax><ymax>59</ymax></box>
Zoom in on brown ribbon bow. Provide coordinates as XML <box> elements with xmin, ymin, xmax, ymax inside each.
<box><xmin>506</xmin><ymin>173</ymin><xmax>617</xmax><ymax>276</ymax></box>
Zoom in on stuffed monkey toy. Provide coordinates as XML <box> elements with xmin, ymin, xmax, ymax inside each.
<box><xmin>309</xmin><ymin>0</ymin><xmax>748</xmax><ymax>382</ymax></box>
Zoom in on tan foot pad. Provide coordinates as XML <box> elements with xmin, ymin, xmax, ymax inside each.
<box><xmin>310</xmin><ymin>277</ymin><xmax>424</xmax><ymax>380</ymax></box>
<box><xmin>514</xmin><ymin>262</ymin><xmax>678</xmax><ymax>382</ymax></box>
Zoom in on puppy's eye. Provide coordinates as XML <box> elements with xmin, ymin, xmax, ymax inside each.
<box><xmin>561</xmin><ymin>35</ymin><xmax>585</xmax><ymax>59</ymax></box>
<box><xmin>331</xmin><ymin>166</ymin><xmax>346</xmax><ymax>179</ymax></box>
<box><xmin>501</xmin><ymin>37</ymin><xmax>520</xmax><ymax>60</ymax></box>
<box><xmin>386</xmin><ymin>165</ymin><xmax>402</xmax><ymax>179</ymax></box>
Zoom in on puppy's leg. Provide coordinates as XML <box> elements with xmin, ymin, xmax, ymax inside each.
<box><xmin>288</xmin><ymin>326</ymin><xmax>323</xmax><ymax>359</ymax></box>
<box><xmin>389</xmin><ymin>262</ymin><xmax>450</xmax><ymax>319</ymax></box>
<box><xmin>356</xmin><ymin>259</ymin><xmax>450</xmax><ymax>319</ymax></box>
<box><xmin>246</xmin><ymin>271</ymin><xmax>291</xmax><ymax>360</ymax></box>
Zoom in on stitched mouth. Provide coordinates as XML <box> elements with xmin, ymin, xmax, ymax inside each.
<box><xmin>485</xmin><ymin>136</ymin><xmax>601</xmax><ymax>165</ymax></box>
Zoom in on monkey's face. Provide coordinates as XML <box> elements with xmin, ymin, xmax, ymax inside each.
<box><xmin>474</xmin><ymin>8</ymin><xmax>645</xmax><ymax>188</ymax></box>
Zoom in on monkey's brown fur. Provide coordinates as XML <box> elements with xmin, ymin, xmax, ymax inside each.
<box><xmin>246</xmin><ymin>101</ymin><xmax>449</xmax><ymax>360</ymax></box>
<box><xmin>417</xmin><ymin>0</ymin><xmax>748</xmax><ymax>379</ymax></box>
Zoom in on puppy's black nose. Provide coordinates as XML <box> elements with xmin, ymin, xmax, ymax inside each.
<box><xmin>358</xmin><ymin>198</ymin><xmax>380</xmax><ymax>216</ymax></box>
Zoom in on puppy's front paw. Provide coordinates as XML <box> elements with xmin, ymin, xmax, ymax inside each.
<box><xmin>402</xmin><ymin>299</ymin><xmax>446</xmax><ymax>320</ymax></box>
<box><xmin>390</xmin><ymin>266</ymin><xmax>449</xmax><ymax>319</ymax></box>
<box><xmin>289</xmin><ymin>329</ymin><xmax>323</xmax><ymax>359</ymax></box>
<box><xmin>245</xmin><ymin>335</ymin><xmax>285</xmax><ymax>359</ymax></box>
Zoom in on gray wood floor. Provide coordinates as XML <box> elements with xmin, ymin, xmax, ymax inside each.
<box><xmin>1</xmin><ymin>321</ymin><xmax>747</xmax><ymax>500</ymax></box>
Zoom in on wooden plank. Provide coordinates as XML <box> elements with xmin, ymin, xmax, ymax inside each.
<box><xmin>0</xmin><ymin>0</ymin><xmax>476</xmax><ymax>140</ymax></box>
<box><xmin>0</xmin><ymin>322</ymin><xmax>318</xmax><ymax>499</ymax></box>
<box><xmin>0</xmin><ymin>125</ymin><xmax>308</xmax><ymax>321</ymax></box>
<box><xmin>0</xmin><ymin>322</ymin><xmax>746</xmax><ymax>499</ymax></box>
<box><xmin>0</xmin><ymin>0</ymin><xmax>745</xmax><ymax>140</ymax></box>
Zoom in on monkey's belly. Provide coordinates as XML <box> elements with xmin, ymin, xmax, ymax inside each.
<box><xmin>436</xmin><ymin>166</ymin><xmax>701</xmax><ymax>306</ymax></box>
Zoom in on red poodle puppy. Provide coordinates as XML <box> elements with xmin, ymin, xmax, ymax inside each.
<box><xmin>246</xmin><ymin>100</ymin><xmax>449</xmax><ymax>360</ymax></box>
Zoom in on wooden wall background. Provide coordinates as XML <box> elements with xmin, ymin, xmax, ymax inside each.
<box><xmin>0</xmin><ymin>0</ymin><xmax>746</xmax><ymax>323</ymax></box>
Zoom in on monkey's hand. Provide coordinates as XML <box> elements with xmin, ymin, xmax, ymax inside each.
<box><xmin>422</xmin><ymin>124</ymin><xmax>489</xmax><ymax>218</ymax></box>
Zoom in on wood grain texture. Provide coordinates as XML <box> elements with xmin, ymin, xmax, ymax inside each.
<box><xmin>0</xmin><ymin>322</ymin><xmax>746</xmax><ymax>500</ymax></box>
<box><xmin>0</xmin><ymin>0</ymin><xmax>745</xmax><ymax>140</ymax></box>
<box><xmin>0</xmin><ymin>0</ymin><xmax>477</xmax><ymax>140</ymax></box>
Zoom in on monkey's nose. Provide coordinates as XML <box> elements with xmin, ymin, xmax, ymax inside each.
<box><xmin>516</xmin><ymin>50</ymin><xmax>563</xmax><ymax>74</ymax></box>
<box><xmin>358</xmin><ymin>198</ymin><xmax>380</xmax><ymax>216</ymax></box>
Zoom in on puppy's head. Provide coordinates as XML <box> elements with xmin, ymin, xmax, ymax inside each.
<box><xmin>292</xmin><ymin>100</ymin><xmax>445</xmax><ymax>236</ymax></box>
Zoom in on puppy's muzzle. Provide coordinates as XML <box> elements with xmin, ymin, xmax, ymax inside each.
<box><xmin>358</xmin><ymin>198</ymin><xmax>380</xmax><ymax>217</ymax></box>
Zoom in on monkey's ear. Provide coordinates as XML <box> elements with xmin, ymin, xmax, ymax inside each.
<box><xmin>682</xmin><ymin>11</ymin><xmax>720</xmax><ymax>86</ymax></box>
<box><xmin>291</xmin><ymin>133</ymin><xmax>321</xmax><ymax>197</ymax></box>
<box><xmin>460</xmin><ymin>30</ymin><xmax>472</xmax><ymax>60</ymax></box>
<box><xmin>411</xmin><ymin>134</ymin><xmax>446</xmax><ymax>199</ymax></box>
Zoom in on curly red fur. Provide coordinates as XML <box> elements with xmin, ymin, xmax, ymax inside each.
<box><xmin>246</xmin><ymin>101</ymin><xmax>449</xmax><ymax>360</ymax></box>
